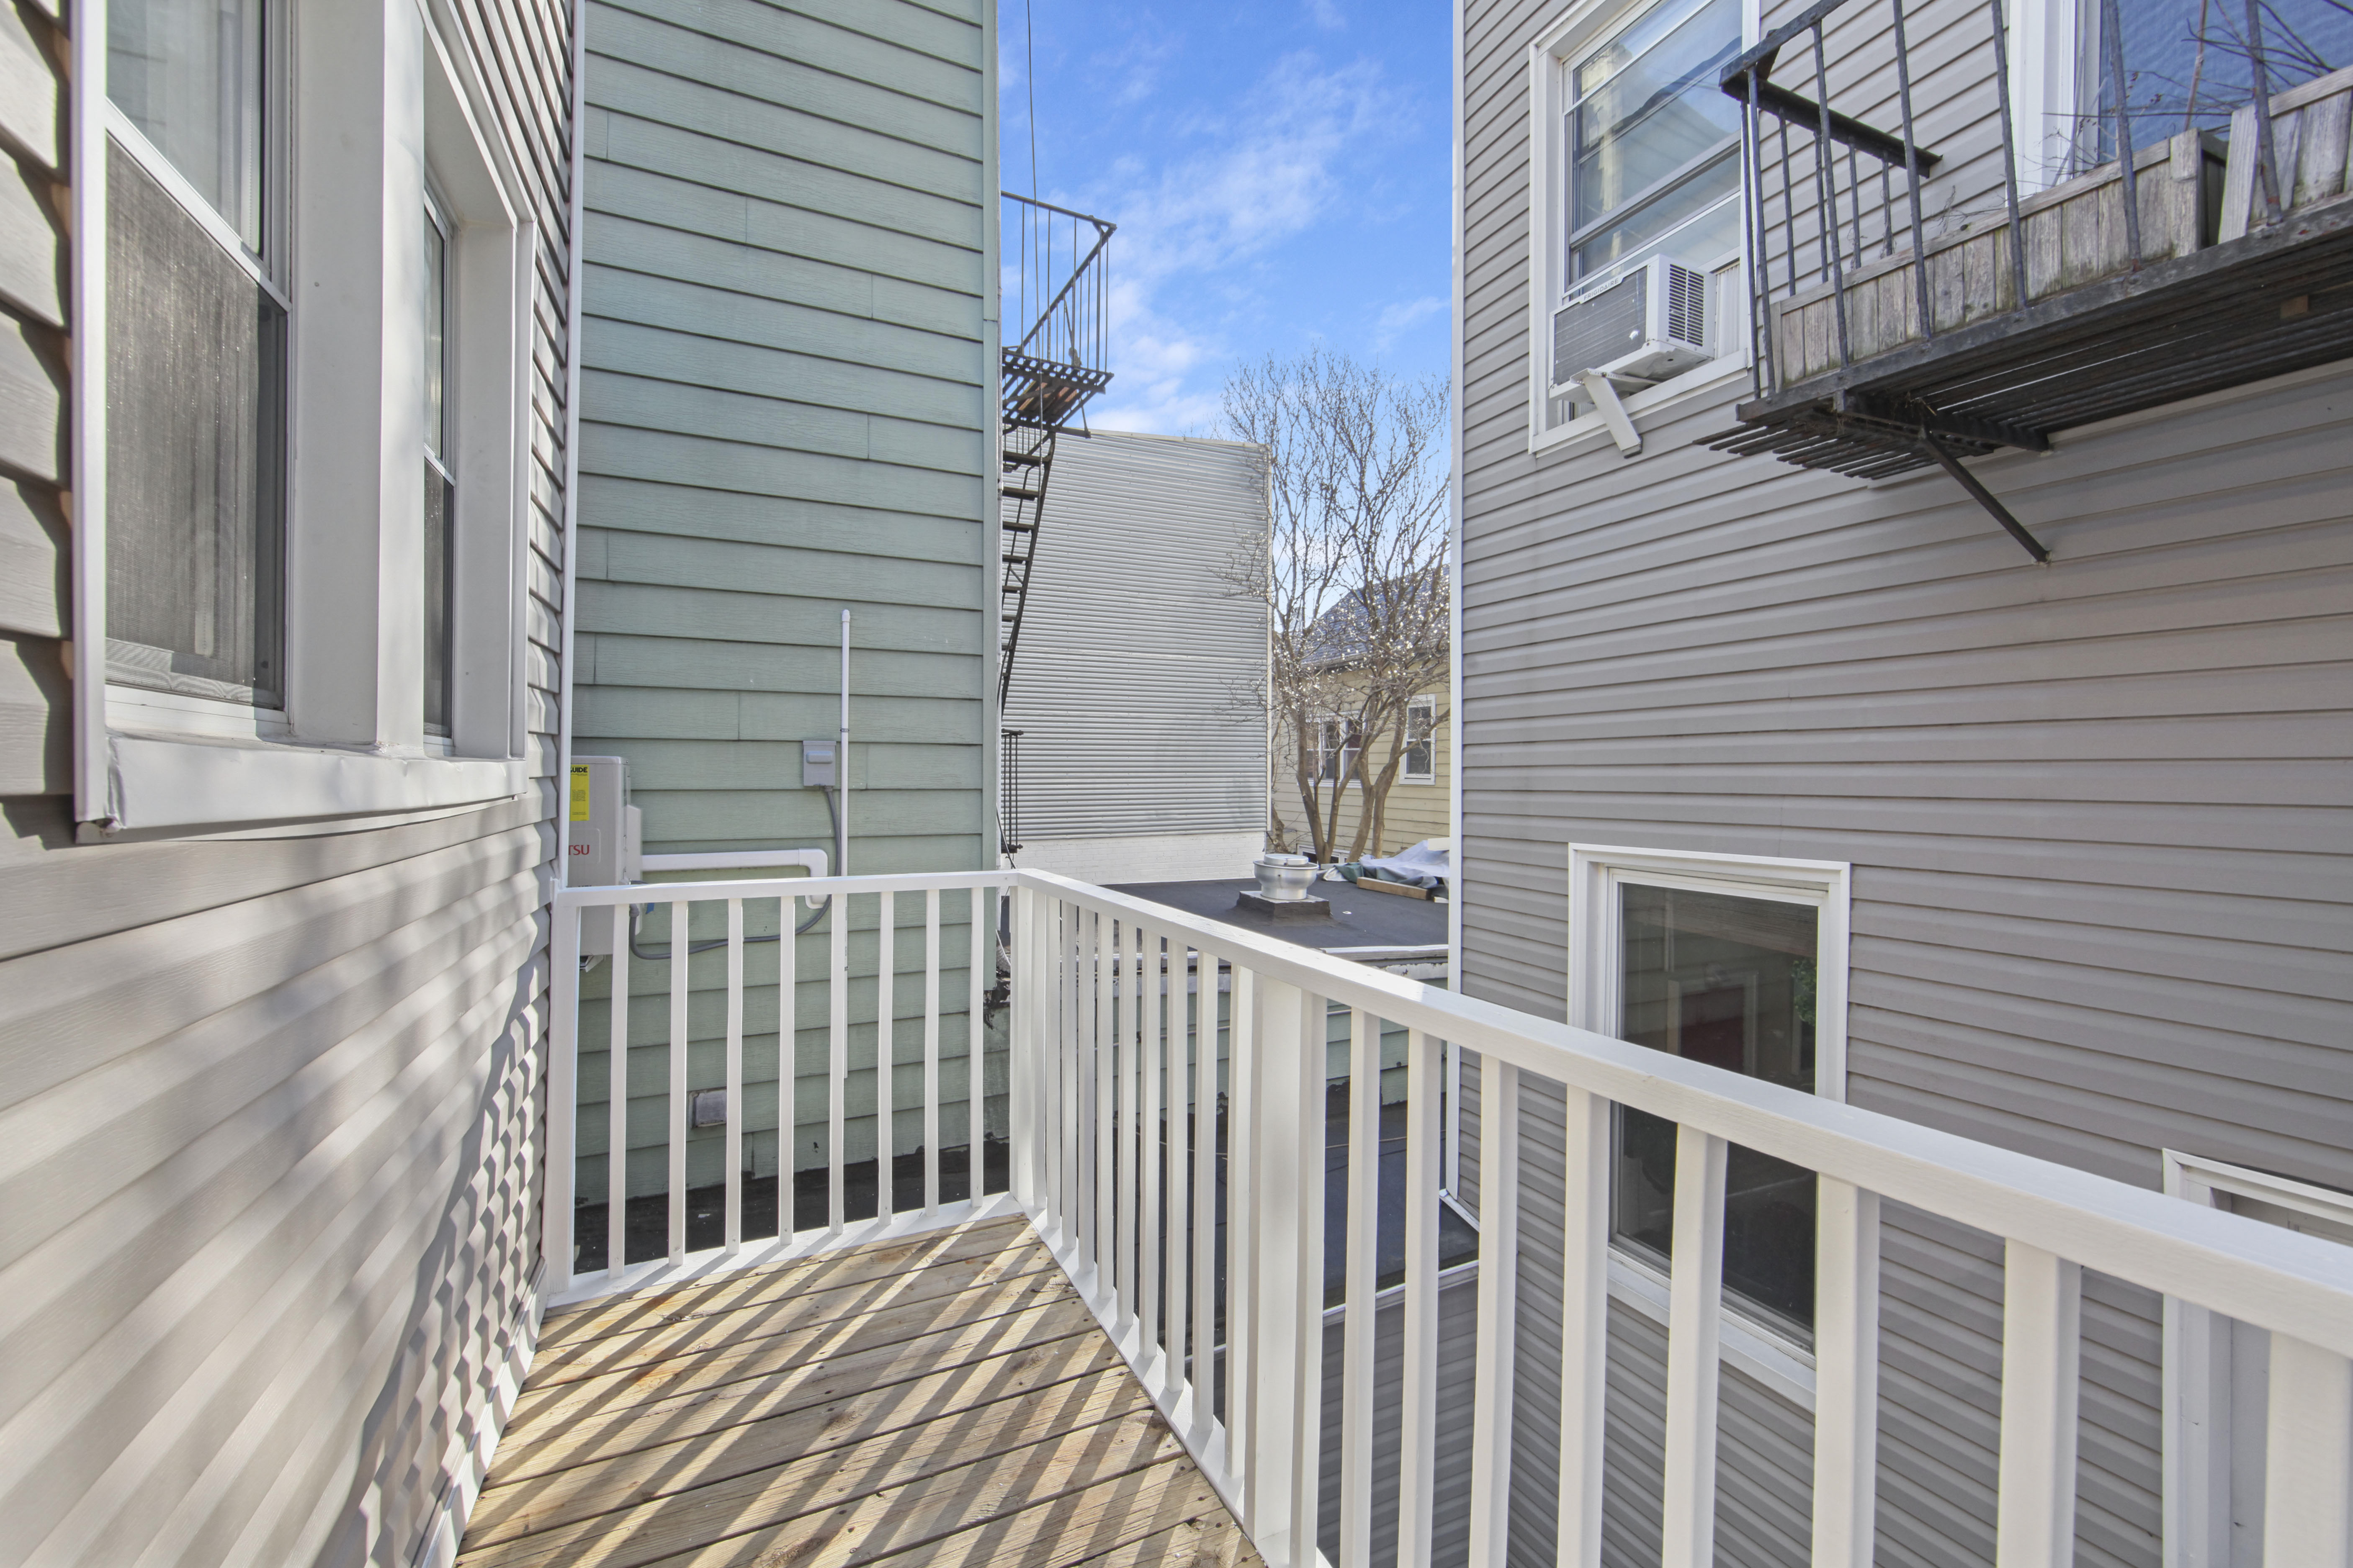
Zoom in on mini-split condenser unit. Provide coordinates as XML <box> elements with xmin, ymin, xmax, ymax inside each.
<box><xmin>1550</xmin><ymin>254</ymin><xmax>1711</xmax><ymax>392</ymax></box>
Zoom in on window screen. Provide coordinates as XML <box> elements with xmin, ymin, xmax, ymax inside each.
<box><xmin>105</xmin><ymin>141</ymin><xmax>285</xmax><ymax>704</ymax></box>
<box><xmin>1614</xmin><ymin>881</ymin><xmax>1820</xmax><ymax>1336</ymax></box>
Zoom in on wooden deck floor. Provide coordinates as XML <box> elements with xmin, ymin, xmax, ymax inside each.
<box><xmin>460</xmin><ymin>1214</ymin><xmax>1261</xmax><ymax>1568</ymax></box>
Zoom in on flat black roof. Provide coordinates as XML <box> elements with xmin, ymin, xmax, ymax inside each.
<box><xmin>1105</xmin><ymin>877</ymin><xmax>1446</xmax><ymax>955</ymax></box>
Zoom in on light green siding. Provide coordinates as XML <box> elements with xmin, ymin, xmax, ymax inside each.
<box><xmin>574</xmin><ymin>0</ymin><xmax>998</xmax><ymax>1198</ymax></box>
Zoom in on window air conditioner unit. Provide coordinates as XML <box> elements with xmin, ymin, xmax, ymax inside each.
<box><xmin>1550</xmin><ymin>254</ymin><xmax>1710</xmax><ymax>393</ymax></box>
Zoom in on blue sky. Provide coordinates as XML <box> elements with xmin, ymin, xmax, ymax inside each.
<box><xmin>999</xmin><ymin>0</ymin><xmax>1455</xmax><ymax>434</ymax></box>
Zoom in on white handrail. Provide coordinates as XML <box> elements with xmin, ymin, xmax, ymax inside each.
<box><xmin>544</xmin><ymin>866</ymin><xmax>2353</xmax><ymax>1568</ymax></box>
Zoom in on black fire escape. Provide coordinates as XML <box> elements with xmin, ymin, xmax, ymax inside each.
<box><xmin>997</xmin><ymin>194</ymin><xmax>1114</xmax><ymax>856</ymax></box>
<box><xmin>1714</xmin><ymin>0</ymin><xmax>2353</xmax><ymax>558</ymax></box>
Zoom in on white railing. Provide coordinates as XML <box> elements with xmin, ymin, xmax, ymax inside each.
<box><xmin>546</xmin><ymin>868</ymin><xmax>2353</xmax><ymax>1568</ymax></box>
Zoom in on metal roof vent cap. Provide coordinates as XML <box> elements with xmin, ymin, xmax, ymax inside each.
<box><xmin>1253</xmin><ymin>853</ymin><xmax>1318</xmax><ymax>901</ymax></box>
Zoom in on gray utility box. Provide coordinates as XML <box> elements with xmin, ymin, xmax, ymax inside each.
<box><xmin>568</xmin><ymin>754</ymin><xmax>642</xmax><ymax>954</ymax></box>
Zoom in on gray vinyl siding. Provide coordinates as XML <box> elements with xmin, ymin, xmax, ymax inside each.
<box><xmin>572</xmin><ymin>0</ymin><xmax>997</xmax><ymax>1192</ymax></box>
<box><xmin>0</xmin><ymin>0</ymin><xmax>66</xmax><ymax>799</ymax></box>
<box><xmin>0</xmin><ymin>0</ymin><xmax>575</xmax><ymax>1561</ymax></box>
<box><xmin>1316</xmin><ymin>1270</ymin><xmax>1483</xmax><ymax>1568</ymax></box>
<box><xmin>1457</xmin><ymin>0</ymin><xmax>2353</xmax><ymax>1559</ymax></box>
<box><xmin>1000</xmin><ymin>429</ymin><xmax>1271</xmax><ymax>843</ymax></box>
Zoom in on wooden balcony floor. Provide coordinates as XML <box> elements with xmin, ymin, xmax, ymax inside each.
<box><xmin>459</xmin><ymin>1213</ymin><xmax>1260</xmax><ymax>1568</ymax></box>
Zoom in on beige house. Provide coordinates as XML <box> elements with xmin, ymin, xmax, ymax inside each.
<box><xmin>1290</xmin><ymin>681</ymin><xmax>1451</xmax><ymax>862</ymax></box>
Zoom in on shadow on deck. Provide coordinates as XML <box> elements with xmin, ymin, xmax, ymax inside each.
<box><xmin>461</xmin><ymin>1215</ymin><xmax>1259</xmax><ymax>1567</ymax></box>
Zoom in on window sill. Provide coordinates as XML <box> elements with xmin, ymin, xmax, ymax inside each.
<box><xmin>1607</xmin><ymin>1248</ymin><xmax>1817</xmax><ymax>1410</ymax></box>
<box><xmin>105</xmin><ymin>729</ymin><xmax>525</xmax><ymax>833</ymax></box>
<box><xmin>1530</xmin><ymin>356</ymin><xmax>1748</xmax><ymax>459</ymax></box>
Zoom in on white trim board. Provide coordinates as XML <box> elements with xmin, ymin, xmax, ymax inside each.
<box><xmin>106</xmin><ymin>733</ymin><xmax>524</xmax><ymax>831</ymax></box>
<box><xmin>2161</xmin><ymin>1152</ymin><xmax>2353</xmax><ymax>1568</ymax></box>
<box><xmin>1522</xmin><ymin>0</ymin><xmax>1756</xmax><ymax>456</ymax></box>
<box><xmin>1566</xmin><ymin>842</ymin><xmax>1853</xmax><ymax>1100</ymax></box>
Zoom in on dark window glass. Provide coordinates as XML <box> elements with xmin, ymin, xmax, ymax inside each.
<box><xmin>423</xmin><ymin>203</ymin><xmax>454</xmax><ymax>736</ymax></box>
<box><xmin>1614</xmin><ymin>882</ymin><xmax>1820</xmax><ymax>1336</ymax></box>
<box><xmin>1403</xmin><ymin>701</ymin><xmax>1434</xmax><ymax>777</ymax></box>
<box><xmin>423</xmin><ymin>463</ymin><xmax>453</xmax><ymax>733</ymax></box>
<box><xmin>105</xmin><ymin>142</ymin><xmax>285</xmax><ymax>704</ymax></box>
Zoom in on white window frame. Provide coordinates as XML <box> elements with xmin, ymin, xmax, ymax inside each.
<box><xmin>2161</xmin><ymin>1152</ymin><xmax>2353</xmax><ymax>1568</ymax></box>
<box><xmin>2007</xmin><ymin>0</ymin><xmax>2094</xmax><ymax>195</ymax></box>
<box><xmin>1567</xmin><ymin>841</ymin><xmax>1854</xmax><ymax>1395</ymax></box>
<box><xmin>1524</xmin><ymin>0</ymin><xmax>1761</xmax><ymax>458</ymax></box>
<box><xmin>1400</xmin><ymin>696</ymin><xmax>1437</xmax><ymax>784</ymax></box>
<box><xmin>72</xmin><ymin>0</ymin><xmax>536</xmax><ymax>833</ymax></box>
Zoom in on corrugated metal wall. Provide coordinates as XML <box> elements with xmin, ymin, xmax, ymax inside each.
<box><xmin>570</xmin><ymin>0</ymin><xmax>997</xmax><ymax>1192</ymax></box>
<box><xmin>0</xmin><ymin>0</ymin><xmax>574</xmax><ymax>1561</ymax></box>
<box><xmin>1456</xmin><ymin>0</ymin><xmax>2353</xmax><ymax>1560</ymax></box>
<box><xmin>1001</xmin><ymin>429</ymin><xmax>1270</xmax><ymax>851</ymax></box>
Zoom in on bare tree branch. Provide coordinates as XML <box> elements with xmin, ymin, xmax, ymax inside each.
<box><xmin>1216</xmin><ymin>346</ymin><xmax>1450</xmax><ymax>862</ymax></box>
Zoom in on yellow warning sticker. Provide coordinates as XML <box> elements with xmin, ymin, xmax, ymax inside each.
<box><xmin>570</xmin><ymin>763</ymin><xmax>591</xmax><ymax>822</ymax></box>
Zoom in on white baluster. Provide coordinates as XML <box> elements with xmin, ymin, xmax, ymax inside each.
<box><xmin>1812</xmin><ymin>1178</ymin><xmax>1882</xmax><ymax>1568</ymax></box>
<box><xmin>828</xmin><ymin>887</ymin><xmax>849</xmax><ymax>1232</ymax></box>
<box><xmin>724</xmin><ymin>897</ymin><xmax>744</xmax><ymax>1251</ymax></box>
<box><xmin>1116</xmin><ymin>919</ymin><xmax>1137</xmax><ymax>1329</ymax></box>
<box><xmin>1397</xmin><ymin>1029</ymin><xmax>1443</xmax><ymax>1566</ymax></box>
<box><xmin>1165</xmin><ymin>937</ymin><xmax>1191</xmax><ymax>1409</ymax></box>
<box><xmin>1555</xmin><ymin>1086</ymin><xmax>1609</xmax><ymax>1568</ymax></box>
<box><xmin>1338</xmin><ymin>1008</ymin><xmax>1380</xmax><ymax>1568</ymax></box>
<box><xmin>778</xmin><ymin>885</ymin><xmax>796</xmax><ymax>1239</ymax></box>
<box><xmin>1660</xmin><ymin>1125</ymin><xmax>1727</xmax><ymax>1568</ymax></box>
<box><xmin>968</xmin><ymin>884</ymin><xmax>985</xmax><ymax>1199</ymax></box>
<box><xmin>667</xmin><ymin>899</ymin><xmax>689</xmax><ymax>1263</ymax></box>
<box><xmin>878</xmin><ymin>889</ymin><xmax>894</xmax><ymax>1221</ymax></box>
<box><xmin>1467</xmin><ymin>1057</ymin><xmax>1521</xmax><ymax>1568</ymax></box>
<box><xmin>1229</xmin><ymin>965</ymin><xmax>1258</xmax><ymax>1503</ymax></box>
<box><xmin>923</xmin><ymin>887</ymin><xmax>941</xmax><ymax>1214</ymax></box>
<box><xmin>608</xmin><ymin>925</ymin><xmax>628</xmax><ymax>1278</ymax></box>
<box><xmin>1063</xmin><ymin>902</ymin><xmax>1081</xmax><ymax>1253</ymax></box>
<box><xmin>1190</xmin><ymin>949</ymin><xmax>1219</xmax><ymax>1455</ymax></box>
<box><xmin>2262</xmin><ymin>1335</ymin><xmax>2351</xmax><ymax>1568</ymax></box>
<box><xmin>545</xmin><ymin>902</ymin><xmax>580</xmax><ymax>1294</ymax></box>
<box><xmin>1009</xmin><ymin>886</ymin><xmax>1036</xmax><ymax>1211</ymax></box>
<box><xmin>1995</xmin><ymin>1240</ymin><xmax>2081</xmax><ymax>1568</ymax></box>
<box><xmin>1242</xmin><ymin>973</ymin><xmax>1319</xmax><ymax>1558</ymax></box>
<box><xmin>1140</xmin><ymin>926</ymin><xmax>1163</xmax><ymax>1360</ymax></box>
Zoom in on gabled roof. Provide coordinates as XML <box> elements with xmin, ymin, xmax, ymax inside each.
<box><xmin>1303</xmin><ymin>571</ymin><xmax>1449</xmax><ymax>668</ymax></box>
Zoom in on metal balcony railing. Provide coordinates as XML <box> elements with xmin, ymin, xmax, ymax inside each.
<box><xmin>1714</xmin><ymin>0</ymin><xmax>2353</xmax><ymax>556</ymax></box>
<box><xmin>544</xmin><ymin>867</ymin><xmax>2353</xmax><ymax>1568</ymax></box>
<box><xmin>1001</xmin><ymin>192</ymin><xmax>1115</xmax><ymax>430</ymax></box>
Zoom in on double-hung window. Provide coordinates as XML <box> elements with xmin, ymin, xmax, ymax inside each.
<box><xmin>1401</xmin><ymin>697</ymin><xmax>1435</xmax><ymax>783</ymax></box>
<box><xmin>1310</xmin><ymin>717</ymin><xmax>1361</xmax><ymax>785</ymax></box>
<box><xmin>1565</xmin><ymin>0</ymin><xmax>1743</xmax><ymax>288</ymax></box>
<box><xmin>104</xmin><ymin>0</ymin><xmax>287</xmax><ymax>710</ymax></box>
<box><xmin>1533</xmin><ymin>0</ymin><xmax>1749</xmax><ymax>445</ymax></box>
<box><xmin>76</xmin><ymin>0</ymin><xmax>538</xmax><ymax>831</ymax></box>
<box><xmin>1570</xmin><ymin>846</ymin><xmax>1851</xmax><ymax>1348</ymax></box>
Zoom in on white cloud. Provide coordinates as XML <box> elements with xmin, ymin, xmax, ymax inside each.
<box><xmin>1046</xmin><ymin>52</ymin><xmax>1405</xmax><ymax>435</ymax></box>
<box><xmin>1372</xmin><ymin>293</ymin><xmax>1447</xmax><ymax>349</ymax></box>
<box><xmin>1305</xmin><ymin>0</ymin><xmax>1346</xmax><ymax>28</ymax></box>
